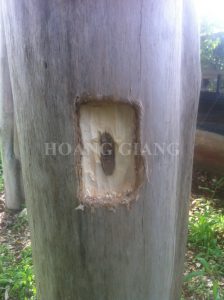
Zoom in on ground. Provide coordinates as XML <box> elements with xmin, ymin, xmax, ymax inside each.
<box><xmin>0</xmin><ymin>170</ymin><xmax>223</xmax><ymax>300</ymax></box>
<box><xmin>182</xmin><ymin>171</ymin><xmax>224</xmax><ymax>300</ymax></box>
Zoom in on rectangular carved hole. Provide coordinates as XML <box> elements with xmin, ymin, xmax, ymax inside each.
<box><xmin>76</xmin><ymin>98</ymin><xmax>144</xmax><ymax>207</ymax></box>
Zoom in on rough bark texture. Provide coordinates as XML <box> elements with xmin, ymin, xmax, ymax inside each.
<box><xmin>0</xmin><ymin>6</ymin><xmax>24</xmax><ymax>210</ymax></box>
<box><xmin>2</xmin><ymin>0</ymin><xmax>200</xmax><ymax>299</ymax></box>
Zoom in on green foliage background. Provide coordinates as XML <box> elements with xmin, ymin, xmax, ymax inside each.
<box><xmin>201</xmin><ymin>19</ymin><xmax>224</xmax><ymax>72</ymax></box>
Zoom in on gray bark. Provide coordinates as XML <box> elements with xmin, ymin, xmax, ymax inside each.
<box><xmin>2</xmin><ymin>0</ymin><xmax>200</xmax><ymax>299</ymax></box>
<box><xmin>0</xmin><ymin>6</ymin><xmax>24</xmax><ymax>210</ymax></box>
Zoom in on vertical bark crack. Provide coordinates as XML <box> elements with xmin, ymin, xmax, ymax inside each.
<box><xmin>139</xmin><ymin>0</ymin><xmax>143</xmax><ymax>95</ymax></box>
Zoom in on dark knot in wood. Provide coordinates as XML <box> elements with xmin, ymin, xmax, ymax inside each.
<box><xmin>100</xmin><ymin>132</ymin><xmax>115</xmax><ymax>176</ymax></box>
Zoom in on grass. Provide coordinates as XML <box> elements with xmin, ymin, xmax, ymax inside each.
<box><xmin>0</xmin><ymin>155</ymin><xmax>36</xmax><ymax>299</ymax></box>
<box><xmin>0</xmin><ymin>245</ymin><xmax>36</xmax><ymax>300</ymax></box>
<box><xmin>0</xmin><ymin>152</ymin><xmax>223</xmax><ymax>299</ymax></box>
<box><xmin>182</xmin><ymin>176</ymin><xmax>224</xmax><ymax>300</ymax></box>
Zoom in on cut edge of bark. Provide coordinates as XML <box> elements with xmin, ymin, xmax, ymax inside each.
<box><xmin>74</xmin><ymin>93</ymin><xmax>146</xmax><ymax>209</ymax></box>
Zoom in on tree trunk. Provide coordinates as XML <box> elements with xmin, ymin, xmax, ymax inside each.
<box><xmin>0</xmin><ymin>6</ymin><xmax>24</xmax><ymax>210</ymax></box>
<box><xmin>2</xmin><ymin>0</ymin><xmax>200</xmax><ymax>299</ymax></box>
<box><xmin>194</xmin><ymin>130</ymin><xmax>224</xmax><ymax>174</ymax></box>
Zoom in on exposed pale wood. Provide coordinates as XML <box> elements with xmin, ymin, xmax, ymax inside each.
<box><xmin>2</xmin><ymin>0</ymin><xmax>200</xmax><ymax>299</ymax></box>
<box><xmin>0</xmin><ymin>6</ymin><xmax>24</xmax><ymax>210</ymax></box>
<box><xmin>78</xmin><ymin>100</ymin><xmax>142</xmax><ymax>207</ymax></box>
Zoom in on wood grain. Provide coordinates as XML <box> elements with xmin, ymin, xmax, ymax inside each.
<box><xmin>2</xmin><ymin>0</ymin><xmax>200</xmax><ymax>299</ymax></box>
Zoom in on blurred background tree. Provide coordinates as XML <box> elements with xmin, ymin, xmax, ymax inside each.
<box><xmin>201</xmin><ymin>18</ymin><xmax>224</xmax><ymax>71</ymax></box>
